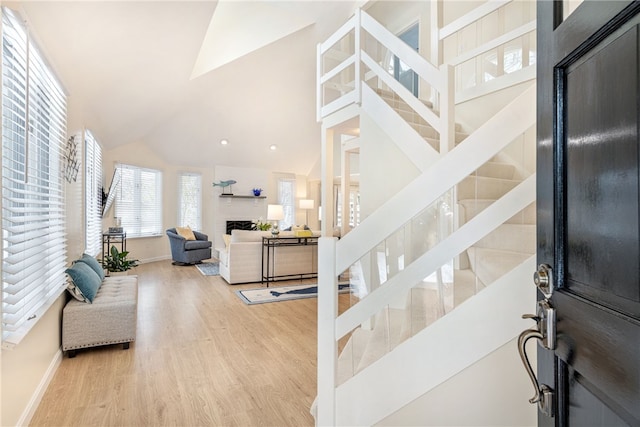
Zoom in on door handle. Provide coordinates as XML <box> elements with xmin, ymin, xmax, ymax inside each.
<box><xmin>518</xmin><ymin>265</ymin><xmax>556</xmax><ymax>417</ymax></box>
<box><xmin>518</xmin><ymin>322</ymin><xmax>554</xmax><ymax>417</ymax></box>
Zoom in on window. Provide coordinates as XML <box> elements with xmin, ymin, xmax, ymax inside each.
<box><xmin>277</xmin><ymin>177</ymin><xmax>295</xmax><ymax>229</ymax></box>
<box><xmin>114</xmin><ymin>164</ymin><xmax>162</xmax><ymax>238</ymax></box>
<box><xmin>387</xmin><ymin>23</ymin><xmax>419</xmax><ymax>97</ymax></box>
<box><xmin>85</xmin><ymin>130</ymin><xmax>102</xmax><ymax>256</ymax></box>
<box><xmin>2</xmin><ymin>7</ymin><xmax>68</xmax><ymax>345</ymax></box>
<box><xmin>178</xmin><ymin>172</ymin><xmax>201</xmax><ymax>230</ymax></box>
<box><xmin>335</xmin><ymin>184</ymin><xmax>360</xmax><ymax>229</ymax></box>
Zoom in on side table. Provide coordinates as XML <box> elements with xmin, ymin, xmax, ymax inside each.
<box><xmin>102</xmin><ymin>231</ymin><xmax>127</xmax><ymax>264</ymax></box>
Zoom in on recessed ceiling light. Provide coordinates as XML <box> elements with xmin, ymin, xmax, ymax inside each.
<box><xmin>269</xmin><ymin>144</ymin><xmax>277</xmax><ymax>150</ymax></box>
<box><xmin>220</xmin><ymin>139</ymin><xmax>229</xmax><ymax>145</ymax></box>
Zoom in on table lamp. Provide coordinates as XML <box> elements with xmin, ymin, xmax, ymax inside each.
<box><xmin>267</xmin><ymin>204</ymin><xmax>284</xmax><ymax>236</ymax></box>
<box><xmin>299</xmin><ymin>199</ymin><xmax>314</xmax><ymax>226</ymax></box>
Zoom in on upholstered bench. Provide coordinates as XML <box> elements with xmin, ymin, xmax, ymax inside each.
<box><xmin>62</xmin><ymin>254</ymin><xmax>138</xmax><ymax>358</ymax></box>
<box><xmin>63</xmin><ymin>275</ymin><xmax>138</xmax><ymax>357</ymax></box>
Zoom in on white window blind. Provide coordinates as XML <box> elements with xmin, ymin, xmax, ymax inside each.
<box><xmin>277</xmin><ymin>178</ymin><xmax>295</xmax><ymax>229</ymax></box>
<box><xmin>2</xmin><ymin>7</ymin><xmax>68</xmax><ymax>346</ymax></box>
<box><xmin>178</xmin><ymin>172</ymin><xmax>201</xmax><ymax>231</ymax></box>
<box><xmin>84</xmin><ymin>130</ymin><xmax>102</xmax><ymax>256</ymax></box>
<box><xmin>114</xmin><ymin>164</ymin><xmax>162</xmax><ymax>238</ymax></box>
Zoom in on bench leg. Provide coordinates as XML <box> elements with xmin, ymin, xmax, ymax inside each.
<box><xmin>68</xmin><ymin>350</ymin><xmax>77</xmax><ymax>358</ymax></box>
<box><xmin>123</xmin><ymin>342</ymin><xmax>130</xmax><ymax>350</ymax></box>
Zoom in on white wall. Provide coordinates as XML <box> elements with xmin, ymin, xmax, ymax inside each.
<box><xmin>377</xmin><ymin>339</ymin><xmax>537</xmax><ymax>426</ymax></box>
<box><xmin>1</xmin><ymin>297</ymin><xmax>66</xmax><ymax>427</ymax></box>
<box><xmin>359</xmin><ymin>112</ymin><xmax>420</xmax><ymax>218</ymax></box>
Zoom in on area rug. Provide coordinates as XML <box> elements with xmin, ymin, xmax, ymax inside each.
<box><xmin>236</xmin><ymin>283</ymin><xmax>350</xmax><ymax>305</ymax></box>
<box><xmin>196</xmin><ymin>261</ymin><xmax>220</xmax><ymax>276</ymax></box>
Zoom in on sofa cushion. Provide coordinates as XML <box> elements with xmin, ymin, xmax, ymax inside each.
<box><xmin>75</xmin><ymin>253</ymin><xmax>105</xmax><ymax>280</ymax></box>
<box><xmin>184</xmin><ymin>239</ymin><xmax>213</xmax><ymax>250</ymax></box>
<box><xmin>223</xmin><ymin>234</ymin><xmax>231</xmax><ymax>247</ymax></box>
<box><xmin>65</xmin><ymin>262</ymin><xmax>102</xmax><ymax>303</ymax></box>
<box><xmin>176</xmin><ymin>225</ymin><xmax>196</xmax><ymax>240</ymax></box>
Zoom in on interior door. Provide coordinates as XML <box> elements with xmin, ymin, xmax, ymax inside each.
<box><xmin>536</xmin><ymin>1</ymin><xmax>640</xmax><ymax>426</ymax></box>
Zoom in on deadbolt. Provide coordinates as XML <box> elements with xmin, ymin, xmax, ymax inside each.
<box><xmin>533</xmin><ymin>264</ymin><xmax>553</xmax><ymax>299</ymax></box>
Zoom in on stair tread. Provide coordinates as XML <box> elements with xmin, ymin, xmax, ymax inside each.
<box><xmin>467</xmin><ymin>247</ymin><xmax>533</xmax><ymax>286</ymax></box>
<box><xmin>473</xmin><ymin>223</ymin><xmax>536</xmax><ymax>253</ymax></box>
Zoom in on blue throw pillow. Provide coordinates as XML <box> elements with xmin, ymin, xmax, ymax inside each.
<box><xmin>75</xmin><ymin>253</ymin><xmax>105</xmax><ymax>280</ymax></box>
<box><xmin>65</xmin><ymin>262</ymin><xmax>102</xmax><ymax>303</ymax></box>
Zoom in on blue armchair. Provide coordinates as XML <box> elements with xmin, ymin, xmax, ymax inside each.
<box><xmin>166</xmin><ymin>228</ymin><xmax>212</xmax><ymax>265</ymax></box>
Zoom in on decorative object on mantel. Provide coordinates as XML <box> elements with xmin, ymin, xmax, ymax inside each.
<box><xmin>213</xmin><ymin>179</ymin><xmax>236</xmax><ymax>195</ymax></box>
<box><xmin>267</xmin><ymin>204</ymin><xmax>284</xmax><ymax>236</ymax></box>
<box><xmin>252</xmin><ymin>188</ymin><xmax>262</xmax><ymax>196</ymax></box>
<box><xmin>63</xmin><ymin>135</ymin><xmax>80</xmax><ymax>183</ymax></box>
<box><xmin>220</xmin><ymin>194</ymin><xmax>266</xmax><ymax>199</ymax></box>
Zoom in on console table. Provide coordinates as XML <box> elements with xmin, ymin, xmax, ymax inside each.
<box><xmin>261</xmin><ymin>235</ymin><xmax>318</xmax><ymax>286</ymax></box>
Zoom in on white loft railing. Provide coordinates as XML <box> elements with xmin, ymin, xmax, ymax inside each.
<box><xmin>317</xmin><ymin>9</ymin><xmax>455</xmax><ymax>155</ymax></box>
<box><xmin>436</xmin><ymin>0</ymin><xmax>537</xmax><ymax>103</ymax></box>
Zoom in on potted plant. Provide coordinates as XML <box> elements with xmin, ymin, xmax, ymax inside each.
<box><xmin>102</xmin><ymin>245</ymin><xmax>139</xmax><ymax>275</ymax></box>
<box><xmin>252</xmin><ymin>218</ymin><xmax>272</xmax><ymax>231</ymax></box>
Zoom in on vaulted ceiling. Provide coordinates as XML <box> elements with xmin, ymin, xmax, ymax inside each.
<box><xmin>11</xmin><ymin>1</ymin><xmax>362</xmax><ymax>175</ymax></box>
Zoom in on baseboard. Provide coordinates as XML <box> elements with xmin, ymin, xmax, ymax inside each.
<box><xmin>17</xmin><ymin>348</ymin><xmax>62</xmax><ymax>426</ymax></box>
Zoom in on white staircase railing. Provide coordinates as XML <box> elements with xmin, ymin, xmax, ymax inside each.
<box><xmin>335</xmin><ymin>255</ymin><xmax>537</xmax><ymax>426</ymax></box>
<box><xmin>317</xmin><ymin>85</ymin><xmax>536</xmax><ymax>425</ymax></box>
<box><xmin>316</xmin><ymin>4</ymin><xmax>537</xmax><ymax>425</ymax></box>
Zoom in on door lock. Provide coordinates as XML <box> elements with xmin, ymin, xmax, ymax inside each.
<box><xmin>533</xmin><ymin>263</ymin><xmax>553</xmax><ymax>299</ymax></box>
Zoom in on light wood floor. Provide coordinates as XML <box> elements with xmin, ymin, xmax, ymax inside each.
<box><xmin>30</xmin><ymin>260</ymin><xmax>354</xmax><ymax>427</ymax></box>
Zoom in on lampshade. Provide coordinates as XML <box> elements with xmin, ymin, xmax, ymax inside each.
<box><xmin>267</xmin><ymin>204</ymin><xmax>284</xmax><ymax>221</ymax></box>
<box><xmin>299</xmin><ymin>199</ymin><xmax>314</xmax><ymax>210</ymax></box>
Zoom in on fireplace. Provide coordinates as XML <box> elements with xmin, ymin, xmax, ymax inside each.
<box><xmin>226</xmin><ymin>220</ymin><xmax>255</xmax><ymax>235</ymax></box>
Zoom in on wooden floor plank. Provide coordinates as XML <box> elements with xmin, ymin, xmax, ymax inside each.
<box><xmin>30</xmin><ymin>260</ymin><xmax>351</xmax><ymax>427</ymax></box>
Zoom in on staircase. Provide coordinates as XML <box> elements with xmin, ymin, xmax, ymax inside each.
<box><xmin>460</xmin><ymin>160</ymin><xmax>537</xmax><ymax>287</ymax></box>
<box><xmin>315</xmin><ymin>4</ymin><xmax>537</xmax><ymax>426</ymax></box>
<box><xmin>373</xmin><ymin>88</ymin><xmax>468</xmax><ymax>151</ymax></box>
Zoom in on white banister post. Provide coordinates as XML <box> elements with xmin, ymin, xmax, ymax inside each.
<box><xmin>355</xmin><ymin>8</ymin><xmax>362</xmax><ymax>106</ymax></box>
<box><xmin>430</xmin><ymin>0</ymin><xmax>443</xmax><ymax>108</ymax></box>
<box><xmin>439</xmin><ymin>63</ymin><xmax>455</xmax><ymax>155</ymax></box>
<box><xmin>317</xmin><ymin>43</ymin><xmax>322</xmax><ymax>122</ymax></box>
<box><xmin>341</xmin><ymin>142</ymin><xmax>350</xmax><ymax>238</ymax></box>
<box><xmin>317</xmin><ymin>237</ymin><xmax>338</xmax><ymax>426</ymax></box>
<box><xmin>321</xmin><ymin>126</ymin><xmax>334</xmax><ymax>237</ymax></box>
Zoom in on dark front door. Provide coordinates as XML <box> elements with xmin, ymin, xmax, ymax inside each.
<box><xmin>537</xmin><ymin>1</ymin><xmax>640</xmax><ymax>426</ymax></box>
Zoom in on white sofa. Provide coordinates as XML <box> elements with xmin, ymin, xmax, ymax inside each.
<box><xmin>217</xmin><ymin>229</ymin><xmax>318</xmax><ymax>284</ymax></box>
